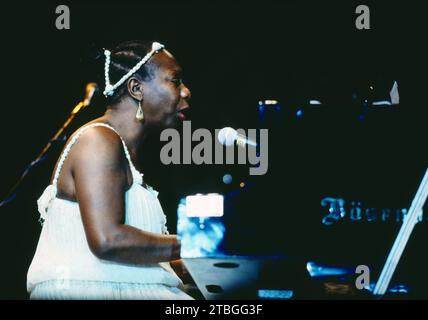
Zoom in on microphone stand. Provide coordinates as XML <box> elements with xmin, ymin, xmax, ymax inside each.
<box><xmin>0</xmin><ymin>85</ymin><xmax>97</xmax><ymax>207</ymax></box>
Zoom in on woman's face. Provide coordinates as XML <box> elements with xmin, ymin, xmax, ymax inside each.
<box><xmin>141</xmin><ymin>50</ymin><xmax>191</xmax><ymax>128</ymax></box>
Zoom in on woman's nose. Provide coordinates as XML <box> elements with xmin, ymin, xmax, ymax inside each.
<box><xmin>180</xmin><ymin>84</ymin><xmax>191</xmax><ymax>100</ymax></box>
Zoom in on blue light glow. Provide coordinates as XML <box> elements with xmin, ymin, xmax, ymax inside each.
<box><xmin>258</xmin><ymin>289</ymin><xmax>293</xmax><ymax>299</ymax></box>
<box><xmin>222</xmin><ymin>174</ymin><xmax>232</xmax><ymax>185</ymax></box>
<box><xmin>177</xmin><ymin>199</ymin><xmax>225</xmax><ymax>258</ymax></box>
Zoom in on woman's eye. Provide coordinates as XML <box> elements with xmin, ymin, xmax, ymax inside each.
<box><xmin>171</xmin><ymin>78</ymin><xmax>182</xmax><ymax>86</ymax></box>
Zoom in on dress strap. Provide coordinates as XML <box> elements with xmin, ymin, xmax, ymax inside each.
<box><xmin>37</xmin><ymin>122</ymin><xmax>144</xmax><ymax>225</ymax></box>
<box><xmin>52</xmin><ymin>122</ymin><xmax>143</xmax><ymax>192</ymax></box>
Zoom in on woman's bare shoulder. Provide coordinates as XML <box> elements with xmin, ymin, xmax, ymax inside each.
<box><xmin>51</xmin><ymin>122</ymin><xmax>128</xmax><ymax>196</ymax></box>
<box><xmin>66</xmin><ymin>122</ymin><xmax>125</xmax><ymax>167</ymax></box>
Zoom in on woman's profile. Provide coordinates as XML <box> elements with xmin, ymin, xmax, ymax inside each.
<box><xmin>27</xmin><ymin>40</ymin><xmax>193</xmax><ymax>300</ymax></box>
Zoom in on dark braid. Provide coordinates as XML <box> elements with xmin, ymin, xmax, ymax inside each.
<box><xmin>106</xmin><ymin>40</ymin><xmax>158</xmax><ymax>103</ymax></box>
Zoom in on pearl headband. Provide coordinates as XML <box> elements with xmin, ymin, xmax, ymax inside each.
<box><xmin>103</xmin><ymin>41</ymin><xmax>165</xmax><ymax>97</ymax></box>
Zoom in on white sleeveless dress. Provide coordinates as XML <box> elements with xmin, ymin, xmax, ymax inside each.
<box><xmin>27</xmin><ymin>123</ymin><xmax>193</xmax><ymax>300</ymax></box>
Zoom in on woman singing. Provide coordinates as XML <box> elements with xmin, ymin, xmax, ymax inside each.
<box><xmin>27</xmin><ymin>40</ymin><xmax>193</xmax><ymax>299</ymax></box>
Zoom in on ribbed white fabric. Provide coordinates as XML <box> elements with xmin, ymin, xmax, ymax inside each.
<box><xmin>30</xmin><ymin>280</ymin><xmax>193</xmax><ymax>300</ymax></box>
<box><xmin>27</xmin><ymin>123</ymin><xmax>185</xmax><ymax>299</ymax></box>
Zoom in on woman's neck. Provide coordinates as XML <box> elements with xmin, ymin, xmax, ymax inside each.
<box><xmin>99</xmin><ymin>98</ymin><xmax>146</xmax><ymax>157</ymax></box>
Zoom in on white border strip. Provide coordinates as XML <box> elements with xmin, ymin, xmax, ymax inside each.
<box><xmin>373</xmin><ymin>167</ymin><xmax>428</xmax><ymax>295</ymax></box>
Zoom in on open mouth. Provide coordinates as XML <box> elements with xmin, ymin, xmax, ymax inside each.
<box><xmin>178</xmin><ymin>111</ymin><xmax>186</xmax><ymax>120</ymax></box>
<box><xmin>177</xmin><ymin>107</ymin><xmax>190</xmax><ymax>120</ymax></box>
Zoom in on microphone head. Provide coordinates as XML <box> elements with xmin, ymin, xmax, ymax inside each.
<box><xmin>218</xmin><ymin>127</ymin><xmax>237</xmax><ymax>146</ymax></box>
<box><xmin>83</xmin><ymin>82</ymin><xmax>99</xmax><ymax>107</ymax></box>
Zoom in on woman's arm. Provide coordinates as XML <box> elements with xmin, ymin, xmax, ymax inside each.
<box><xmin>71</xmin><ymin>127</ymin><xmax>180</xmax><ymax>264</ymax></box>
<box><xmin>170</xmin><ymin>259</ymin><xmax>194</xmax><ymax>284</ymax></box>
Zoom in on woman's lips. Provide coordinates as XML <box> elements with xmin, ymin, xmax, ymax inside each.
<box><xmin>178</xmin><ymin>111</ymin><xmax>186</xmax><ymax>120</ymax></box>
<box><xmin>177</xmin><ymin>106</ymin><xmax>189</xmax><ymax>120</ymax></box>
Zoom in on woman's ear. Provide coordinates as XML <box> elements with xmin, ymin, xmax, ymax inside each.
<box><xmin>127</xmin><ymin>77</ymin><xmax>144</xmax><ymax>101</ymax></box>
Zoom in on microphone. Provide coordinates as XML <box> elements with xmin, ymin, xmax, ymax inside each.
<box><xmin>217</xmin><ymin>127</ymin><xmax>257</xmax><ymax>148</ymax></box>
<box><xmin>72</xmin><ymin>83</ymin><xmax>99</xmax><ymax>114</ymax></box>
<box><xmin>83</xmin><ymin>82</ymin><xmax>99</xmax><ymax>107</ymax></box>
<box><xmin>1</xmin><ymin>83</ymin><xmax>99</xmax><ymax>206</ymax></box>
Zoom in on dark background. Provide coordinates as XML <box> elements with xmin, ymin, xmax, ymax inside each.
<box><xmin>0</xmin><ymin>0</ymin><xmax>426</xmax><ymax>298</ymax></box>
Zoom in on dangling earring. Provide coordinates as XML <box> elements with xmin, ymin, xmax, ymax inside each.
<box><xmin>136</xmin><ymin>100</ymin><xmax>144</xmax><ymax>120</ymax></box>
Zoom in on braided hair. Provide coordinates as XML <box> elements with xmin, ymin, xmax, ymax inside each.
<box><xmin>103</xmin><ymin>40</ymin><xmax>160</xmax><ymax>103</ymax></box>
